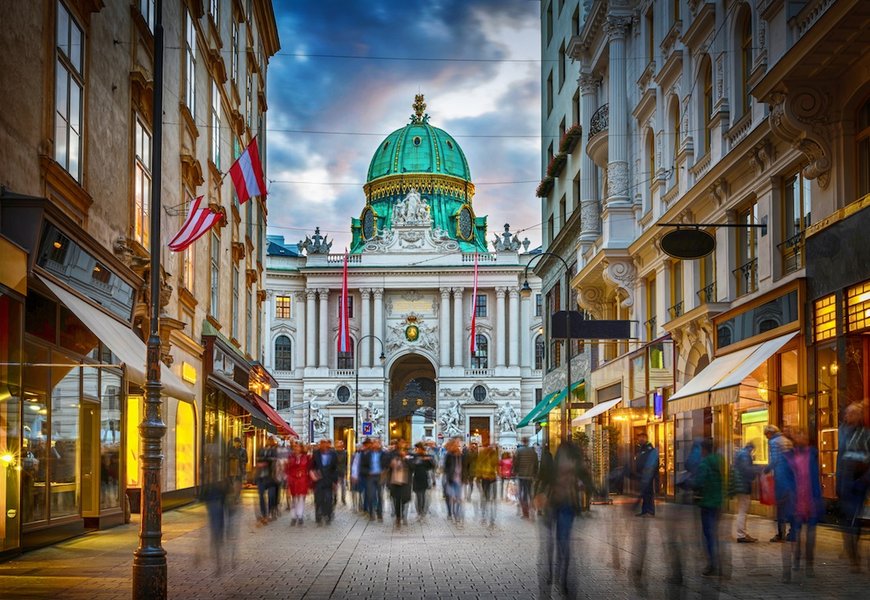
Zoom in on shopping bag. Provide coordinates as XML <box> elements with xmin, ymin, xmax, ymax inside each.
<box><xmin>759</xmin><ymin>472</ymin><xmax>775</xmax><ymax>506</ymax></box>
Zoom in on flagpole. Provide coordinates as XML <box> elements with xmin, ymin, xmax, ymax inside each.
<box><xmin>132</xmin><ymin>0</ymin><xmax>167</xmax><ymax>596</ymax></box>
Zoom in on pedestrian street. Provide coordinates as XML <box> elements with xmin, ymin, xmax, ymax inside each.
<box><xmin>0</xmin><ymin>491</ymin><xmax>867</xmax><ymax>600</ymax></box>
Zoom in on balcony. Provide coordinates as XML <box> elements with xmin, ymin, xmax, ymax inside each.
<box><xmin>778</xmin><ymin>231</ymin><xmax>805</xmax><ymax>275</ymax></box>
<box><xmin>668</xmin><ymin>301</ymin><xmax>684</xmax><ymax>320</ymax></box>
<box><xmin>586</xmin><ymin>103</ymin><xmax>608</xmax><ymax>169</ymax></box>
<box><xmin>329</xmin><ymin>369</ymin><xmax>355</xmax><ymax>378</ymax></box>
<box><xmin>697</xmin><ymin>282</ymin><xmax>716</xmax><ymax>304</ymax></box>
<box><xmin>733</xmin><ymin>258</ymin><xmax>758</xmax><ymax>296</ymax></box>
<box><xmin>465</xmin><ymin>368</ymin><xmax>493</xmax><ymax>377</ymax></box>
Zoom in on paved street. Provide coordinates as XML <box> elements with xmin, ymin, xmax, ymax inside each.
<box><xmin>1</xmin><ymin>491</ymin><xmax>868</xmax><ymax>599</ymax></box>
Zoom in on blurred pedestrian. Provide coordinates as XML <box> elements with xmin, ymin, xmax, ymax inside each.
<box><xmin>498</xmin><ymin>451</ymin><xmax>513</xmax><ymax>500</ymax></box>
<box><xmin>837</xmin><ymin>401</ymin><xmax>870</xmax><ymax>572</ymax></box>
<box><xmin>255</xmin><ymin>437</ymin><xmax>278</xmax><ymax>524</ymax></box>
<box><xmin>350</xmin><ymin>443</ymin><xmax>363</xmax><ymax>511</ymax></box>
<box><xmin>462</xmin><ymin>442</ymin><xmax>479</xmax><ymax>505</ymax></box>
<box><xmin>732</xmin><ymin>440</ymin><xmax>759</xmax><ymax>543</ymax></box>
<box><xmin>360</xmin><ymin>438</ymin><xmax>385</xmax><ymax>521</ymax></box>
<box><xmin>695</xmin><ymin>438</ymin><xmax>724</xmax><ymax>577</ymax></box>
<box><xmin>782</xmin><ymin>430</ymin><xmax>824</xmax><ymax>581</ymax></box>
<box><xmin>335</xmin><ymin>440</ymin><xmax>348</xmax><ymax>506</ymax></box>
<box><xmin>286</xmin><ymin>442</ymin><xmax>310</xmax><ymax>526</ymax></box>
<box><xmin>388</xmin><ymin>440</ymin><xmax>412</xmax><ymax>528</ymax></box>
<box><xmin>309</xmin><ymin>438</ymin><xmax>338</xmax><ymax>525</ymax></box>
<box><xmin>514</xmin><ymin>436</ymin><xmax>539</xmax><ymax>519</ymax></box>
<box><xmin>478</xmin><ymin>442</ymin><xmax>498</xmax><ymax>527</ymax></box>
<box><xmin>443</xmin><ymin>437</ymin><xmax>463</xmax><ymax>524</ymax></box>
<box><xmin>634</xmin><ymin>432</ymin><xmax>659</xmax><ymax>517</ymax></box>
<box><xmin>764</xmin><ymin>425</ymin><xmax>793</xmax><ymax>542</ymax></box>
<box><xmin>227</xmin><ymin>437</ymin><xmax>247</xmax><ymax>501</ymax></box>
<box><xmin>411</xmin><ymin>441</ymin><xmax>435</xmax><ymax>519</ymax></box>
<box><xmin>276</xmin><ymin>438</ymin><xmax>290</xmax><ymax>510</ymax></box>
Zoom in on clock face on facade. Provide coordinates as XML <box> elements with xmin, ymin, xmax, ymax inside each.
<box><xmin>361</xmin><ymin>207</ymin><xmax>376</xmax><ymax>240</ymax></box>
<box><xmin>458</xmin><ymin>206</ymin><xmax>473</xmax><ymax>240</ymax></box>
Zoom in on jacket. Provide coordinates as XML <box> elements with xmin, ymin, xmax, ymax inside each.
<box><xmin>634</xmin><ymin>443</ymin><xmax>660</xmax><ymax>491</ymax></box>
<box><xmin>767</xmin><ymin>433</ymin><xmax>793</xmax><ymax>497</ymax></box>
<box><xmin>410</xmin><ymin>454</ymin><xmax>435</xmax><ymax>491</ymax></box>
<box><xmin>731</xmin><ymin>445</ymin><xmax>757</xmax><ymax>495</ymax></box>
<box><xmin>309</xmin><ymin>449</ymin><xmax>338</xmax><ymax>489</ymax></box>
<box><xmin>359</xmin><ymin>449</ymin><xmax>385</xmax><ymax>479</ymax></box>
<box><xmin>513</xmin><ymin>445</ymin><xmax>539</xmax><ymax>479</ymax></box>
<box><xmin>695</xmin><ymin>453</ymin><xmax>724</xmax><ymax>509</ymax></box>
<box><xmin>476</xmin><ymin>448</ymin><xmax>498</xmax><ymax>481</ymax></box>
<box><xmin>782</xmin><ymin>446</ymin><xmax>825</xmax><ymax>522</ymax></box>
<box><xmin>285</xmin><ymin>453</ymin><xmax>310</xmax><ymax>496</ymax></box>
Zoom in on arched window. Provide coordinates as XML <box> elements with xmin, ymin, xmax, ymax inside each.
<box><xmin>337</xmin><ymin>338</ymin><xmax>354</xmax><ymax>369</ymax></box>
<box><xmin>274</xmin><ymin>335</ymin><xmax>292</xmax><ymax>371</ymax></box>
<box><xmin>472</xmin><ymin>334</ymin><xmax>489</xmax><ymax>369</ymax></box>
<box><xmin>738</xmin><ymin>8</ymin><xmax>753</xmax><ymax>117</ymax></box>
<box><xmin>534</xmin><ymin>335</ymin><xmax>545</xmax><ymax>370</ymax></box>
<box><xmin>701</xmin><ymin>56</ymin><xmax>713</xmax><ymax>155</ymax></box>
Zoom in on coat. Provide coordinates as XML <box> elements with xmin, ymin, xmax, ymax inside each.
<box><xmin>782</xmin><ymin>446</ymin><xmax>825</xmax><ymax>523</ymax></box>
<box><xmin>695</xmin><ymin>453</ymin><xmax>724</xmax><ymax>509</ymax></box>
<box><xmin>309</xmin><ymin>449</ymin><xmax>338</xmax><ymax>489</ymax></box>
<box><xmin>410</xmin><ymin>454</ymin><xmax>435</xmax><ymax>492</ymax></box>
<box><xmin>286</xmin><ymin>453</ymin><xmax>310</xmax><ymax>496</ymax></box>
<box><xmin>387</xmin><ymin>454</ymin><xmax>412</xmax><ymax>503</ymax></box>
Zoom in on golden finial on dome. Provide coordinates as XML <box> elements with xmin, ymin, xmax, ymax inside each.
<box><xmin>411</xmin><ymin>94</ymin><xmax>429</xmax><ymax>124</ymax></box>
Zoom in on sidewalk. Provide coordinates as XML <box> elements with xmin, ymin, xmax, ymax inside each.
<box><xmin>0</xmin><ymin>491</ymin><xmax>867</xmax><ymax>599</ymax></box>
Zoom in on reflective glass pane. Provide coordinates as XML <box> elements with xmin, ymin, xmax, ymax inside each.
<box><xmin>100</xmin><ymin>371</ymin><xmax>121</xmax><ymax>508</ymax></box>
<box><xmin>0</xmin><ymin>294</ymin><xmax>23</xmax><ymax>551</ymax></box>
<box><xmin>70</xmin><ymin>20</ymin><xmax>82</xmax><ymax>73</ymax></box>
<box><xmin>50</xmin><ymin>355</ymin><xmax>79</xmax><ymax>518</ymax></box>
<box><xmin>21</xmin><ymin>343</ymin><xmax>49</xmax><ymax>524</ymax></box>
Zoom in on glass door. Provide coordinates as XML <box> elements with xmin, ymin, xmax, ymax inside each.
<box><xmin>80</xmin><ymin>400</ymin><xmax>100</xmax><ymax>518</ymax></box>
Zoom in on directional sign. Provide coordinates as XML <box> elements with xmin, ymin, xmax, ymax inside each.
<box><xmin>362</xmin><ymin>421</ymin><xmax>373</xmax><ymax>436</ymax></box>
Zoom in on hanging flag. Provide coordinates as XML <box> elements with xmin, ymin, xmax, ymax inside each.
<box><xmin>337</xmin><ymin>250</ymin><xmax>352</xmax><ymax>355</ymax></box>
<box><xmin>469</xmin><ymin>253</ymin><xmax>479</xmax><ymax>356</ymax></box>
<box><xmin>228</xmin><ymin>136</ymin><xmax>267</xmax><ymax>204</ymax></box>
<box><xmin>168</xmin><ymin>196</ymin><xmax>221</xmax><ymax>252</ymax></box>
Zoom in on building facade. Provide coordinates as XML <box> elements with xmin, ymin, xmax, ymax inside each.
<box><xmin>540</xmin><ymin>0</ymin><xmax>869</xmax><ymax>503</ymax></box>
<box><xmin>0</xmin><ymin>0</ymin><xmax>279</xmax><ymax>557</ymax></box>
<box><xmin>263</xmin><ymin>98</ymin><xmax>544</xmax><ymax>448</ymax></box>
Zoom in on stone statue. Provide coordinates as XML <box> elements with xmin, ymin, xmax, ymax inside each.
<box><xmin>439</xmin><ymin>400</ymin><xmax>463</xmax><ymax>437</ymax></box>
<box><xmin>298</xmin><ymin>227</ymin><xmax>333</xmax><ymax>255</ymax></box>
<box><xmin>492</xmin><ymin>223</ymin><xmax>522</xmax><ymax>252</ymax></box>
<box><xmin>310</xmin><ymin>403</ymin><xmax>328</xmax><ymax>438</ymax></box>
<box><xmin>496</xmin><ymin>403</ymin><xmax>519</xmax><ymax>433</ymax></box>
<box><xmin>393</xmin><ymin>188</ymin><xmax>430</xmax><ymax>226</ymax></box>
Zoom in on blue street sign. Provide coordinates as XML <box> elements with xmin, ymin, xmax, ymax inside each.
<box><xmin>362</xmin><ymin>421</ymin><xmax>373</xmax><ymax>436</ymax></box>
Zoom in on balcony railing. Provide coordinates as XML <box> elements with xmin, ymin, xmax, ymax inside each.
<box><xmin>644</xmin><ymin>316</ymin><xmax>657</xmax><ymax>339</ymax></box>
<box><xmin>697</xmin><ymin>282</ymin><xmax>716</xmax><ymax>304</ymax></box>
<box><xmin>465</xmin><ymin>367</ymin><xmax>493</xmax><ymax>377</ymax></box>
<box><xmin>589</xmin><ymin>103</ymin><xmax>609</xmax><ymax>138</ymax></box>
<box><xmin>329</xmin><ymin>368</ymin><xmax>355</xmax><ymax>378</ymax></box>
<box><xmin>778</xmin><ymin>231</ymin><xmax>805</xmax><ymax>275</ymax></box>
<box><xmin>668</xmin><ymin>301</ymin><xmax>684</xmax><ymax>319</ymax></box>
<box><xmin>733</xmin><ymin>258</ymin><xmax>759</xmax><ymax>296</ymax></box>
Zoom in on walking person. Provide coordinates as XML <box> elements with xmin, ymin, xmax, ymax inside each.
<box><xmin>837</xmin><ymin>401</ymin><xmax>870</xmax><ymax>572</ymax></box>
<box><xmin>477</xmin><ymin>442</ymin><xmax>498</xmax><ymax>527</ymax></box>
<box><xmin>227</xmin><ymin>437</ymin><xmax>247</xmax><ymax>502</ymax></box>
<box><xmin>309</xmin><ymin>439</ymin><xmax>338</xmax><ymax>525</ymax></box>
<box><xmin>350</xmin><ymin>443</ymin><xmax>363</xmax><ymax>512</ymax></box>
<box><xmin>286</xmin><ymin>442</ymin><xmax>310</xmax><ymax>526</ymax></box>
<box><xmin>462</xmin><ymin>442</ymin><xmax>479</xmax><ymax>506</ymax></box>
<box><xmin>498</xmin><ymin>451</ymin><xmax>513</xmax><ymax>500</ymax></box>
<box><xmin>764</xmin><ymin>425</ymin><xmax>793</xmax><ymax>542</ymax></box>
<box><xmin>360</xmin><ymin>438</ymin><xmax>385</xmax><ymax>521</ymax></box>
<box><xmin>411</xmin><ymin>442</ymin><xmax>435</xmax><ymax>519</ymax></box>
<box><xmin>782</xmin><ymin>430</ymin><xmax>824</xmax><ymax>581</ymax></box>
<box><xmin>255</xmin><ymin>437</ymin><xmax>278</xmax><ymax>525</ymax></box>
<box><xmin>387</xmin><ymin>440</ymin><xmax>412</xmax><ymax>528</ymax></box>
<box><xmin>443</xmin><ymin>437</ymin><xmax>464</xmax><ymax>524</ymax></box>
<box><xmin>634</xmin><ymin>432</ymin><xmax>659</xmax><ymax>517</ymax></box>
<box><xmin>695</xmin><ymin>438</ymin><xmax>724</xmax><ymax>577</ymax></box>
<box><xmin>732</xmin><ymin>441</ymin><xmax>759</xmax><ymax>543</ymax></box>
<box><xmin>514</xmin><ymin>436</ymin><xmax>539</xmax><ymax>519</ymax></box>
<box><xmin>335</xmin><ymin>440</ymin><xmax>348</xmax><ymax>506</ymax></box>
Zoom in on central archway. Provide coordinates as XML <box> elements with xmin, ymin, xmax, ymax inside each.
<box><xmin>388</xmin><ymin>354</ymin><xmax>437</xmax><ymax>444</ymax></box>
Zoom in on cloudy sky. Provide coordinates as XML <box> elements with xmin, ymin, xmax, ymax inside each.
<box><xmin>264</xmin><ymin>0</ymin><xmax>543</xmax><ymax>250</ymax></box>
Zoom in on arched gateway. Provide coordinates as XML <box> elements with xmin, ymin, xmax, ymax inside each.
<box><xmin>388</xmin><ymin>354</ymin><xmax>436</xmax><ymax>444</ymax></box>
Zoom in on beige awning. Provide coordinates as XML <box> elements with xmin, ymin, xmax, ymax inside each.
<box><xmin>39</xmin><ymin>274</ymin><xmax>195</xmax><ymax>403</ymax></box>
<box><xmin>571</xmin><ymin>398</ymin><xmax>622</xmax><ymax>426</ymax></box>
<box><xmin>668</xmin><ymin>331</ymin><xmax>798</xmax><ymax>414</ymax></box>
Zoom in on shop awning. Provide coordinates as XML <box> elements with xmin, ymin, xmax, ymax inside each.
<box><xmin>571</xmin><ymin>397</ymin><xmax>622</xmax><ymax>425</ymax></box>
<box><xmin>517</xmin><ymin>380</ymin><xmax>586</xmax><ymax>428</ymax></box>
<box><xmin>252</xmin><ymin>393</ymin><xmax>297</xmax><ymax>438</ymax></box>
<box><xmin>208</xmin><ymin>375</ymin><xmax>275</xmax><ymax>433</ymax></box>
<box><xmin>517</xmin><ymin>390</ymin><xmax>559</xmax><ymax>429</ymax></box>
<box><xmin>668</xmin><ymin>331</ymin><xmax>799</xmax><ymax>414</ymax></box>
<box><xmin>39</xmin><ymin>274</ymin><xmax>195</xmax><ymax>402</ymax></box>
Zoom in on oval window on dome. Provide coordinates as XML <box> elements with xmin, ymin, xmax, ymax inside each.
<box><xmin>446</xmin><ymin>140</ymin><xmax>454</xmax><ymax>150</ymax></box>
<box><xmin>413</xmin><ymin>136</ymin><xmax>422</xmax><ymax>147</ymax></box>
<box><xmin>458</xmin><ymin>207</ymin><xmax>473</xmax><ymax>240</ymax></box>
<box><xmin>382</xmin><ymin>141</ymin><xmax>390</xmax><ymax>152</ymax></box>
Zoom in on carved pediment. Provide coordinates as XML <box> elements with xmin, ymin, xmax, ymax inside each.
<box><xmin>180</xmin><ymin>152</ymin><xmax>204</xmax><ymax>189</ymax></box>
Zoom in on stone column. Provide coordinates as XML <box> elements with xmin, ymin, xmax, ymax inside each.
<box><xmin>495</xmin><ymin>287</ymin><xmax>507</xmax><ymax>368</ymax></box>
<box><xmin>318</xmin><ymin>288</ymin><xmax>329</xmax><ymax>368</ymax></box>
<box><xmin>306</xmin><ymin>289</ymin><xmax>316</xmax><ymax>368</ymax></box>
<box><xmin>360</xmin><ymin>288</ymin><xmax>371</xmax><ymax>368</ymax></box>
<box><xmin>452</xmin><ymin>287</ymin><xmax>464</xmax><ymax>368</ymax></box>
<box><xmin>578</xmin><ymin>72</ymin><xmax>600</xmax><ymax>251</ymax></box>
<box><xmin>295</xmin><ymin>290</ymin><xmax>306</xmax><ymax>369</ymax></box>
<box><xmin>508</xmin><ymin>287</ymin><xmax>520</xmax><ymax>367</ymax></box>
<box><xmin>520</xmin><ymin>289</ymin><xmax>531</xmax><ymax>368</ymax></box>
<box><xmin>439</xmin><ymin>287</ymin><xmax>451</xmax><ymax>368</ymax></box>
<box><xmin>372</xmin><ymin>289</ymin><xmax>384</xmax><ymax>361</ymax></box>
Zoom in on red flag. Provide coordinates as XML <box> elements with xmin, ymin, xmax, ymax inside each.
<box><xmin>337</xmin><ymin>250</ymin><xmax>351</xmax><ymax>354</ymax></box>
<box><xmin>228</xmin><ymin>136</ymin><xmax>267</xmax><ymax>204</ymax></box>
<box><xmin>168</xmin><ymin>196</ymin><xmax>221</xmax><ymax>252</ymax></box>
<box><xmin>470</xmin><ymin>253</ymin><xmax>479</xmax><ymax>356</ymax></box>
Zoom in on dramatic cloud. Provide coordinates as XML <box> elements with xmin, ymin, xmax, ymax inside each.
<box><xmin>265</xmin><ymin>0</ymin><xmax>542</xmax><ymax>250</ymax></box>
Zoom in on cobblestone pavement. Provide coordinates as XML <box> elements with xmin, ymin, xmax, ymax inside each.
<box><xmin>1</xmin><ymin>490</ymin><xmax>868</xmax><ymax>599</ymax></box>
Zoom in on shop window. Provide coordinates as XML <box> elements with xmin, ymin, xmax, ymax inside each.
<box><xmin>0</xmin><ymin>293</ymin><xmax>22</xmax><ymax>552</ymax></box>
<box><xmin>275</xmin><ymin>295</ymin><xmax>291</xmax><ymax>319</ymax></box>
<box><xmin>813</xmin><ymin>294</ymin><xmax>837</xmax><ymax>342</ymax></box>
<box><xmin>274</xmin><ymin>335</ymin><xmax>292</xmax><ymax>371</ymax></box>
<box><xmin>126</xmin><ymin>395</ymin><xmax>142</xmax><ymax>488</ymax></box>
<box><xmin>175</xmin><ymin>402</ymin><xmax>196</xmax><ymax>489</ymax></box>
<box><xmin>815</xmin><ymin>341</ymin><xmax>839</xmax><ymax>498</ymax></box>
<box><xmin>846</xmin><ymin>281</ymin><xmax>870</xmax><ymax>332</ymax></box>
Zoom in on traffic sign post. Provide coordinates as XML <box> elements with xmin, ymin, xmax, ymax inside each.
<box><xmin>362</xmin><ymin>421</ymin><xmax>373</xmax><ymax>436</ymax></box>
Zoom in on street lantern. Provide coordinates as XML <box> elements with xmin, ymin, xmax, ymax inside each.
<box><xmin>520</xmin><ymin>279</ymin><xmax>533</xmax><ymax>298</ymax></box>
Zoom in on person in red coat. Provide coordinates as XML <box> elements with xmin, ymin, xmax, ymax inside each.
<box><xmin>286</xmin><ymin>442</ymin><xmax>310</xmax><ymax>526</ymax></box>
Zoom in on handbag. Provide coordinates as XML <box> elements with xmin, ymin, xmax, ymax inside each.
<box><xmin>759</xmin><ymin>472</ymin><xmax>775</xmax><ymax>506</ymax></box>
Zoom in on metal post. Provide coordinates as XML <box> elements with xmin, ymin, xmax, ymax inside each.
<box><xmin>132</xmin><ymin>0</ymin><xmax>167</xmax><ymax>597</ymax></box>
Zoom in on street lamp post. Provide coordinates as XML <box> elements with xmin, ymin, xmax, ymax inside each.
<box><xmin>133</xmin><ymin>0</ymin><xmax>167</xmax><ymax>597</ymax></box>
<box><xmin>522</xmin><ymin>251</ymin><xmax>572</xmax><ymax>444</ymax></box>
<box><xmin>354</xmin><ymin>334</ymin><xmax>386</xmax><ymax>442</ymax></box>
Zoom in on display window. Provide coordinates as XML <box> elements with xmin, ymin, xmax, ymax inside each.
<box><xmin>0</xmin><ymin>292</ymin><xmax>23</xmax><ymax>553</ymax></box>
<box><xmin>175</xmin><ymin>402</ymin><xmax>196</xmax><ymax>490</ymax></box>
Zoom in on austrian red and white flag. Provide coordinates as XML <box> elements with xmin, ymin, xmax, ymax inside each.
<box><xmin>168</xmin><ymin>196</ymin><xmax>221</xmax><ymax>252</ymax></box>
<box><xmin>228</xmin><ymin>136</ymin><xmax>267</xmax><ymax>204</ymax></box>
<box><xmin>469</xmin><ymin>253</ymin><xmax>479</xmax><ymax>356</ymax></box>
<box><xmin>337</xmin><ymin>250</ymin><xmax>352</xmax><ymax>354</ymax></box>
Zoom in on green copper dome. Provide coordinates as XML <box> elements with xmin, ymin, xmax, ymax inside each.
<box><xmin>366</xmin><ymin>123</ymin><xmax>471</xmax><ymax>182</ymax></box>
